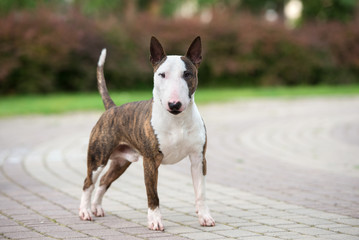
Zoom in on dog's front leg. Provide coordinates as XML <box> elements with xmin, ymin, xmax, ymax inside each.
<box><xmin>190</xmin><ymin>153</ymin><xmax>215</xmax><ymax>227</ymax></box>
<box><xmin>143</xmin><ymin>157</ymin><xmax>164</xmax><ymax>231</ymax></box>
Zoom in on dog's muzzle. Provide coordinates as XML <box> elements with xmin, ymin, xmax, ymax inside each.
<box><xmin>168</xmin><ymin>101</ymin><xmax>182</xmax><ymax>115</ymax></box>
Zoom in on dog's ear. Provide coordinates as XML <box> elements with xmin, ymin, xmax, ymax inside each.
<box><xmin>186</xmin><ymin>36</ymin><xmax>202</xmax><ymax>68</ymax></box>
<box><xmin>150</xmin><ymin>36</ymin><xmax>166</xmax><ymax>66</ymax></box>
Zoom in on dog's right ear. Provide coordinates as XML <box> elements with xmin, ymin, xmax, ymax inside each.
<box><xmin>150</xmin><ymin>36</ymin><xmax>166</xmax><ymax>66</ymax></box>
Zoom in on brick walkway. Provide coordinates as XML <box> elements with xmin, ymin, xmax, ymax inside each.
<box><xmin>1</xmin><ymin>97</ymin><xmax>359</xmax><ymax>239</ymax></box>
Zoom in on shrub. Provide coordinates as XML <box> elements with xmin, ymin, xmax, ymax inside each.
<box><xmin>0</xmin><ymin>7</ymin><xmax>358</xmax><ymax>94</ymax></box>
<box><xmin>0</xmin><ymin>8</ymin><xmax>104</xmax><ymax>94</ymax></box>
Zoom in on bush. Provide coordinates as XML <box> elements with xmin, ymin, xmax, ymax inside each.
<box><xmin>0</xmin><ymin>7</ymin><xmax>358</xmax><ymax>94</ymax></box>
<box><xmin>0</xmin><ymin>8</ymin><xmax>104</xmax><ymax>94</ymax></box>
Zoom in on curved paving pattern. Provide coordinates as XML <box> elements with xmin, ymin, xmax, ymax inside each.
<box><xmin>1</xmin><ymin>97</ymin><xmax>359</xmax><ymax>239</ymax></box>
<box><xmin>170</xmin><ymin>97</ymin><xmax>359</xmax><ymax>218</ymax></box>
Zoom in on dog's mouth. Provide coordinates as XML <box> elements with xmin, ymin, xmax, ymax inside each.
<box><xmin>169</xmin><ymin>110</ymin><xmax>182</xmax><ymax>115</ymax></box>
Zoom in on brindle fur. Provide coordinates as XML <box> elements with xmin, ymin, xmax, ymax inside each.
<box><xmin>181</xmin><ymin>57</ymin><xmax>198</xmax><ymax>98</ymax></box>
<box><xmin>83</xmin><ymin>100</ymin><xmax>164</xmax><ymax>209</ymax></box>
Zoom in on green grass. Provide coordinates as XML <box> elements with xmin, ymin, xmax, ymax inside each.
<box><xmin>1</xmin><ymin>85</ymin><xmax>359</xmax><ymax>117</ymax></box>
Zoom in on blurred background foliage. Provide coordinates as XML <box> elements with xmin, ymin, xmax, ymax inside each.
<box><xmin>0</xmin><ymin>0</ymin><xmax>358</xmax><ymax>94</ymax></box>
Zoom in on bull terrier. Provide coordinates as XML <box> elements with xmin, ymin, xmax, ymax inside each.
<box><xmin>79</xmin><ymin>36</ymin><xmax>215</xmax><ymax>231</ymax></box>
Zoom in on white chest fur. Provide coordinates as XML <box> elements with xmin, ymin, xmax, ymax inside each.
<box><xmin>151</xmin><ymin>99</ymin><xmax>206</xmax><ymax>165</ymax></box>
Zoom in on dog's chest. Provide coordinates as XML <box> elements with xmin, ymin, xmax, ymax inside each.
<box><xmin>151</xmin><ymin>108</ymin><xmax>206</xmax><ymax>165</ymax></box>
<box><xmin>157</xmin><ymin>125</ymin><xmax>198</xmax><ymax>164</ymax></box>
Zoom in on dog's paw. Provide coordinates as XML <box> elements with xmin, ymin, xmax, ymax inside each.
<box><xmin>147</xmin><ymin>207</ymin><xmax>164</xmax><ymax>231</ymax></box>
<box><xmin>199</xmin><ymin>213</ymin><xmax>215</xmax><ymax>227</ymax></box>
<box><xmin>79</xmin><ymin>207</ymin><xmax>94</xmax><ymax>221</ymax></box>
<box><xmin>148</xmin><ymin>219</ymin><xmax>164</xmax><ymax>231</ymax></box>
<box><xmin>196</xmin><ymin>204</ymin><xmax>215</xmax><ymax>227</ymax></box>
<box><xmin>91</xmin><ymin>204</ymin><xmax>105</xmax><ymax>217</ymax></box>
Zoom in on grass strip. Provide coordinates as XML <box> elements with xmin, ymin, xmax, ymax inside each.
<box><xmin>1</xmin><ymin>85</ymin><xmax>359</xmax><ymax>117</ymax></box>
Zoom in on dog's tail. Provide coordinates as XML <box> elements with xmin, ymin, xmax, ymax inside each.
<box><xmin>97</xmin><ymin>49</ymin><xmax>116</xmax><ymax>110</ymax></box>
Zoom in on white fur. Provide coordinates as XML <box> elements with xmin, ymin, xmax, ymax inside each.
<box><xmin>151</xmin><ymin>98</ymin><xmax>206</xmax><ymax>164</ymax></box>
<box><xmin>151</xmin><ymin>56</ymin><xmax>206</xmax><ymax>165</ymax></box>
<box><xmin>79</xmin><ymin>166</ymin><xmax>104</xmax><ymax>220</ymax></box>
<box><xmin>151</xmin><ymin>55</ymin><xmax>214</xmax><ymax>227</ymax></box>
<box><xmin>153</xmin><ymin>56</ymin><xmax>191</xmax><ymax>113</ymax></box>
<box><xmin>79</xmin><ymin>185</ymin><xmax>94</xmax><ymax>220</ymax></box>
<box><xmin>92</xmin><ymin>166</ymin><xmax>104</xmax><ymax>183</ymax></box>
<box><xmin>190</xmin><ymin>154</ymin><xmax>215</xmax><ymax>226</ymax></box>
<box><xmin>110</xmin><ymin>144</ymin><xmax>141</xmax><ymax>163</ymax></box>
<box><xmin>147</xmin><ymin>207</ymin><xmax>164</xmax><ymax>231</ymax></box>
<box><xmin>98</xmin><ymin>49</ymin><xmax>107</xmax><ymax>67</ymax></box>
<box><xmin>148</xmin><ymin>56</ymin><xmax>215</xmax><ymax>227</ymax></box>
<box><xmin>92</xmin><ymin>185</ymin><xmax>106</xmax><ymax>217</ymax></box>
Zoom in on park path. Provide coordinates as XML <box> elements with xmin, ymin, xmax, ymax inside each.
<box><xmin>1</xmin><ymin>96</ymin><xmax>359</xmax><ymax>239</ymax></box>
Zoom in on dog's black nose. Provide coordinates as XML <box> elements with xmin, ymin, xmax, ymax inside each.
<box><xmin>168</xmin><ymin>101</ymin><xmax>182</xmax><ymax>113</ymax></box>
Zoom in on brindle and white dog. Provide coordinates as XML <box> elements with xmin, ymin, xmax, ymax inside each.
<box><xmin>79</xmin><ymin>37</ymin><xmax>215</xmax><ymax>231</ymax></box>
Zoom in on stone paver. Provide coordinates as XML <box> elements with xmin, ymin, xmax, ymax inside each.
<box><xmin>1</xmin><ymin>97</ymin><xmax>359</xmax><ymax>239</ymax></box>
<box><xmin>170</xmin><ymin>97</ymin><xmax>359</xmax><ymax>217</ymax></box>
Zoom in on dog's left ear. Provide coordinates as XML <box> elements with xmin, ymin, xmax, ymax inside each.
<box><xmin>186</xmin><ymin>36</ymin><xmax>202</xmax><ymax>68</ymax></box>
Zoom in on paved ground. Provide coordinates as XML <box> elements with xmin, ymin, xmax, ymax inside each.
<box><xmin>1</xmin><ymin>96</ymin><xmax>359</xmax><ymax>240</ymax></box>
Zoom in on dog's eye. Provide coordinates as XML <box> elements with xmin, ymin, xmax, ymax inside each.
<box><xmin>184</xmin><ymin>71</ymin><xmax>193</xmax><ymax>79</ymax></box>
<box><xmin>158</xmin><ymin>73</ymin><xmax>165</xmax><ymax>78</ymax></box>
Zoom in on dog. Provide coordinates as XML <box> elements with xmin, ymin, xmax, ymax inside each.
<box><xmin>79</xmin><ymin>36</ymin><xmax>215</xmax><ymax>231</ymax></box>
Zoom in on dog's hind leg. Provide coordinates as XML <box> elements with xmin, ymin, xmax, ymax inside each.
<box><xmin>79</xmin><ymin>129</ymin><xmax>115</xmax><ymax>220</ymax></box>
<box><xmin>91</xmin><ymin>144</ymin><xmax>139</xmax><ymax>216</ymax></box>
<box><xmin>91</xmin><ymin>158</ymin><xmax>131</xmax><ymax>217</ymax></box>
<box><xmin>79</xmin><ymin>161</ymin><xmax>105</xmax><ymax>221</ymax></box>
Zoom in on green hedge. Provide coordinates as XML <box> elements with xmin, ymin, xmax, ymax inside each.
<box><xmin>0</xmin><ymin>8</ymin><xmax>358</xmax><ymax>94</ymax></box>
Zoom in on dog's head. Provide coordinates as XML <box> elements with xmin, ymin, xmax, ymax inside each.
<box><xmin>150</xmin><ymin>36</ymin><xmax>202</xmax><ymax>115</ymax></box>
